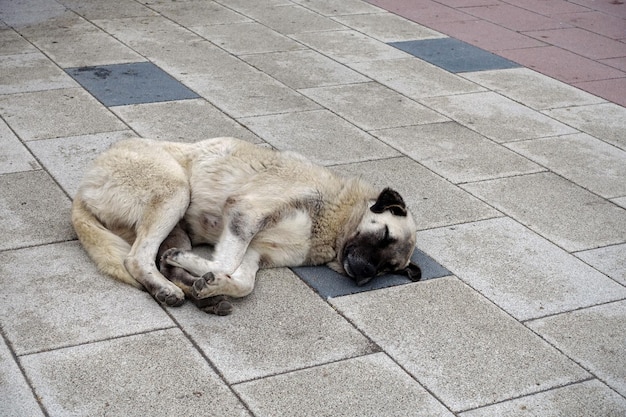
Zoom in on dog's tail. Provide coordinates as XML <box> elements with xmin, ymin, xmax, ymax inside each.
<box><xmin>71</xmin><ymin>197</ymin><xmax>143</xmax><ymax>289</ymax></box>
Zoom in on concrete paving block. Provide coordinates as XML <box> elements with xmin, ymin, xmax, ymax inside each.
<box><xmin>462</xmin><ymin>68</ymin><xmax>606</xmax><ymax>110</ymax></box>
<box><xmin>527</xmin><ymin>301</ymin><xmax>626</xmax><ymax>396</ymax></box>
<box><xmin>241</xmin><ymin>49</ymin><xmax>369</xmax><ymax>89</ymax></box>
<box><xmin>0</xmin><ymin>52</ymin><xmax>78</xmax><ymax>94</ymax></box>
<box><xmin>506</xmin><ymin>133</ymin><xmax>626</xmax><ymax>198</ymax></box>
<box><xmin>192</xmin><ymin>22</ymin><xmax>303</xmax><ymax>55</ymax></box>
<box><xmin>0</xmin><ymin>118</ymin><xmax>40</xmax><ymax>174</ymax></box>
<box><xmin>575</xmin><ymin>243</ymin><xmax>626</xmax><ymax>286</ymax></box>
<box><xmin>239</xmin><ymin>109</ymin><xmax>399</xmax><ymax>165</ymax></box>
<box><xmin>112</xmin><ymin>99</ymin><xmax>260</xmax><ymax>144</ymax></box>
<box><xmin>238</xmin><ymin>3</ymin><xmax>344</xmax><ymax>34</ymax></box>
<box><xmin>415</xmin><ymin>217</ymin><xmax>626</xmax><ymax>320</ymax></box>
<box><xmin>300</xmin><ymin>82</ymin><xmax>448</xmax><ymax>131</ymax></box>
<box><xmin>292</xmin><ymin>29</ymin><xmax>408</xmax><ymax>63</ymax></box>
<box><xmin>462</xmin><ymin>172</ymin><xmax>626</xmax><ymax>251</ymax></box>
<box><xmin>168</xmin><ymin>268</ymin><xmax>376</xmax><ymax>384</ymax></box>
<box><xmin>544</xmin><ymin>103</ymin><xmax>626</xmax><ymax>150</ymax></box>
<box><xmin>333</xmin><ymin>12</ymin><xmax>445</xmax><ymax>42</ymax></box>
<box><xmin>459</xmin><ymin>379</ymin><xmax>626</xmax><ymax>417</ymax></box>
<box><xmin>331</xmin><ymin>157</ymin><xmax>501</xmax><ymax>230</ymax></box>
<box><xmin>0</xmin><ymin>0</ymin><xmax>67</xmax><ymax>27</ymax></box>
<box><xmin>17</xmin><ymin>11</ymin><xmax>143</xmax><ymax>67</ymax></box>
<box><xmin>0</xmin><ymin>241</ymin><xmax>175</xmax><ymax>355</ymax></box>
<box><xmin>54</xmin><ymin>0</ymin><xmax>159</xmax><ymax>20</ymax></box>
<box><xmin>21</xmin><ymin>329</ymin><xmax>250</xmax><ymax>417</ymax></box>
<box><xmin>613</xmin><ymin>197</ymin><xmax>626</xmax><ymax>209</ymax></box>
<box><xmin>421</xmin><ymin>92</ymin><xmax>577</xmax><ymax>143</ymax></box>
<box><xmin>0</xmin><ymin>28</ymin><xmax>38</xmax><ymax>55</ymax></box>
<box><xmin>0</xmin><ymin>88</ymin><xmax>126</xmax><ymax>141</ymax></box>
<box><xmin>292</xmin><ymin>0</ymin><xmax>382</xmax><ymax>16</ymax></box>
<box><xmin>149</xmin><ymin>0</ymin><xmax>251</xmax><ymax>26</ymax></box>
<box><xmin>188</xmin><ymin>69</ymin><xmax>320</xmax><ymax>118</ymax></box>
<box><xmin>26</xmin><ymin>130</ymin><xmax>135</xmax><ymax>197</ymax></box>
<box><xmin>349</xmin><ymin>57</ymin><xmax>484</xmax><ymax>99</ymax></box>
<box><xmin>0</xmin><ymin>337</ymin><xmax>45</xmax><ymax>417</ymax></box>
<box><xmin>234</xmin><ymin>353</ymin><xmax>454</xmax><ymax>417</ymax></box>
<box><xmin>373</xmin><ymin>122</ymin><xmax>544</xmax><ymax>183</ymax></box>
<box><xmin>0</xmin><ymin>171</ymin><xmax>75</xmax><ymax>250</ymax></box>
<box><xmin>331</xmin><ymin>277</ymin><xmax>589</xmax><ymax>412</ymax></box>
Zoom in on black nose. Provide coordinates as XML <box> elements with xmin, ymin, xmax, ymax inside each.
<box><xmin>348</xmin><ymin>261</ymin><xmax>376</xmax><ymax>286</ymax></box>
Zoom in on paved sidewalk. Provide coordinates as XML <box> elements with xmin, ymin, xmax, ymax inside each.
<box><xmin>1</xmin><ymin>0</ymin><xmax>625</xmax><ymax>416</ymax></box>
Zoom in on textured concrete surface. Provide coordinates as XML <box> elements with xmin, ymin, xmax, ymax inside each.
<box><xmin>1</xmin><ymin>1</ymin><xmax>625</xmax><ymax>416</ymax></box>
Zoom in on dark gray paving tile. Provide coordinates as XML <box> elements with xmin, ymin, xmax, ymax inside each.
<box><xmin>293</xmin><ymin>248</ymin><xmax>450</xmax><ymax>299</ymax></box>
<box><xmin>389</xmin><ymin>38</ymin><xmax>520</xmax><ymax>73</ymax></box>
<box><xmin>66</xmin><ymin>62</ymin><xmax>200</xmax><ymax>106</ymax></box>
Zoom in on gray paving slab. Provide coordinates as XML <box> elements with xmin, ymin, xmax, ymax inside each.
<box><xmin>506</xmin><ymin>133</ymin><xmax>626</xmax><ymax>198</ymax></box>
<box><xmin>0</xmin><ymin>88</ymin><xmax>126</xmax><ymax>141</ymax></box>
<box><xmin>236</xmin><ymin>3</ymin><xmax>345</xmax><ymax>34</ymax></box>
<box><xmin>422</xmin><ymin>92</ymin><xmax>578</xmax><ymax>143</ymax></box>
<box><xmin>544</xmin><ymin>103</ymin><xmax>626</xmax><ymax>150</ymax></box>
<box><xmin>0</xmin><ymin>171</ymin><xmax>75</xmax><ymax>250</ymax></box>
<box><xmin>26</xmin><ymin>130</ymin><xmax>135</xmax><ymax>197</ymax></box>
<box><xmin>20</xmin><ymin>329</ymin><xmax>251</xmax><ymax>417</ymax></box>
<box><xmin>575</xmin><ymin>243</ymin><xmax>626</xmax><ymax>286</ymax></box>
<box><xmin>0</xmin><ymin>241</ymin><xmax>175</xmax><ymax>355</ymax></box>
<box><xmin>241</xmin><ymin>49</ymin><xmax>369</xmax><ymax>89</ymax></box>
<box><xmin>16</xmin><ymin>11</ymin><xmax>143</xmax><ymax>67</ymax></box>
<box><xmin>332</xmin><ymin>12</ymin><xmax>445</xmax><ymax>42</ymax></box>
<box><xmin>292</xmin><ymin>0</ymin><xmax>382</xmax><ymax>16</ymax></box>
<box><xmin>0</xmin><ymin>52</ymin><xmax>78</xmax><ymax>94</ymax></box>
<box><xmin>459</xmin><ymin>379</ymin><xmax>626</xmax><ymax>417</ymax></box>
<box><xmin>527</xmin><ymin>301</ymin><xmax>626</xmax><ymax>396</ymax></box>
<box><xmin>149</xmin><ymin>0</ymin><xmax>251</xmax><ymax>26</ymax></box>
<box><xmin>332</xmin><ymin>157</ymin><xmax>501</xmax><ymax>230</ymax></box>
<box><xmin>462</xmin><ymin>172</ymin><xmax>626</xmax><ymax>252</ymax></box>
<box><xmin>0</xmin><ymin>337</ymin><xmax>45</xmax><ymax>417</ymax></box>
<box><xmin>300</xmin><ymin>82</ymin><xmax>448</xmax><ymax>130</ymax></box>
<box><xmin>168</xmin><ymin>268</ymin><xmax>376</xmax><ymax>384</ymax></box>
<box><xmin>613</xmin><ymin>196</ymin><xmax>626</xmax><ymax>209</ymax></box>
<box><xmin>415</xmin><ymin>217</ymin><xmax>626</xmax><ymax>320</ymax></box>
<box><xmin>372</xmin><ymin>122</ymin><xmax>544</xmax><ymax>184</ymax></box>
<box><xmin>292</xmin><ymin>29</ymin><xmax>408</xmax><ymax>64</ymax></box>
<box><xmin>234</xmin><ymin>353</ymin><xmax>455</xmax><ymax>417</ymax></box>
<box><xmin>0</xmin><ymin>28</ymin><xmax>38</xmax><ymax>55</ymax></box>
<box><xmin>239</xmin><ymin>109</ymin><xmax>399</xmax><ymax>165</ymax></box>
<box><xmin>191</xmin><ymin>22</ymin><xmax>303</xmax><ymax>55</ymax></box>
<box><xmin>0</xmin><ymin>118</ymin><xmax>40</xmax><ymax>174</ymax></box>
<box><xmin>112</xmin><ymin>99</ymin><xmax>260</xmax><ymax>144</ymax></box>
<box><xmin>56</xmin><ymin>0</ymin><xmax>159</xmax><ymax>20</ymax></box>
<box><xmin>0</xmin><ymin>0</ymin><xmax>67</xmax><ymax>27</ymax></box>
<box><xmin>349</xmin><ymin>57</ymin><xmax>485</xmax><ymax>99</ymax></box>
<box><xmin>461</xmin><ymin>67</ymin><xmax>606</xmax><ymax>110</ymax></box>
<box><xmin>331</xmin><ymin>277</ymin><xmax>589</xmax><ymax>412</ymax></box>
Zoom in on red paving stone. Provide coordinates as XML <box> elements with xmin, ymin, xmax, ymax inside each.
<box><xmin>366</xmin><ymin>0</ymin><xmax>626</xmax><ymax>105</ymax></box>
<box><xmin>430</xmin><ymin>19</ymin><xmax>546</xmax><ymax>51</ymax></box>
<box><xmin>524</xmin><ymin>27</ymin><xmax>626</xmax><ymax>60</ymax></box>
<box><xmin>574</xmin><ymin>77</ymin><xmax>626</xmax><ymax>107</ymax></box>
<box><xmin>500</xmin><ymin>45</ymin><xmax>624</xmax><ymax>82</ymax></box>
<box><xmin>463</xmin><ymin>3</ymin><xmax>573</xmax><ymax>31</ymax></box>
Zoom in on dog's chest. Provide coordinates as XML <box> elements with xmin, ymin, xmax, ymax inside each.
<box><xmin>252</xmin><ymin>209</ymin><xmax>312</xmax><ymax>267</ymax></box>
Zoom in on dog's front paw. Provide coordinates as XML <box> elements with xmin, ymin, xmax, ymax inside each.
<box><xmin>192</xmin><ymin>273</ymin><xmax>218</xmax><ymax>299</ymax></box>
<box><xmin>154</xmin><ymin>286</ymin><xmax>185</xmax><ymax>307</ymax></box>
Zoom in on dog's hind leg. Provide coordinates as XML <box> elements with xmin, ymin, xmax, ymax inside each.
<box><xmin>157</xmin><ymin>224</ymin><xmax>233</xmax><ymax>315</ymax></box>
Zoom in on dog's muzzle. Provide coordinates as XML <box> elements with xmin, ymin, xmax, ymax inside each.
<box><xmin>343</xmin><ymin>252</ymin><xmax>377</xmax><ymax>286</ymax></box>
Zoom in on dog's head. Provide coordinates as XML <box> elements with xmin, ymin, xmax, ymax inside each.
<box><xmin>338</xmin><ymin>188</ymin><xmax>421</xmax><ymax>286</ymax></box>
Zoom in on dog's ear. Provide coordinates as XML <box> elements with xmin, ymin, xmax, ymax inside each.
<box><xmin>370</xmin><ymin>188</ymin><xmax>408</xmax><ymax>217</ymax></box>
<box><xmin>397</xmin><ymin>262</ymin><xmax>421</xmax><ymax>282</ymax></box>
